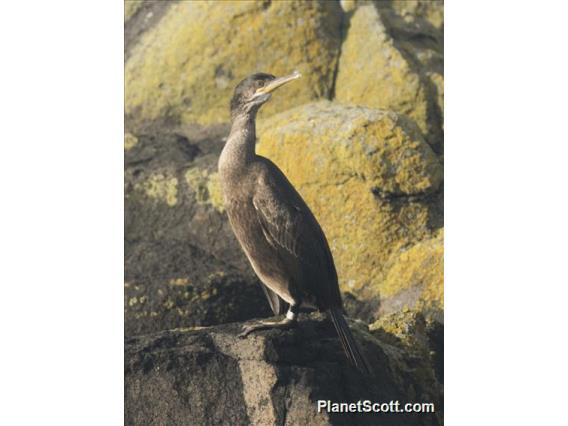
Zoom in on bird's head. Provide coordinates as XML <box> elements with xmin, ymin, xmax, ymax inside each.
<box><xmin>230</xmin><ymin>71</ymin><xmax>301</xmax><ymax>119</ymax></box>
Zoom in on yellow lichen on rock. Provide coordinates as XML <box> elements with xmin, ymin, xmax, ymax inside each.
<box><xmin>125</xmin><ymin>0</ymin><xmax>342</xmax><ymax>127</ymax></box>
<box><xmin>257</xmin><ymin>101</ymin><xmax>442</xmax><ymax>293</ymax></box>
<box><xmin>335</xmin><ymin>5</ymin><xmax>430</xmax><ymax>137</ymax></box>
<box><xmin>185</xmin><ymin>168</ymin><xmax>209</xmax><ymax>203</ymax></box>
<box><xmin>387</xmin><ymin>0</ymin><xmax>444</xmax><ymax>30</ymax></box>
<box><xmin>185</xmin><ymin>168</ymin><xmax>225</xmax><ymax>212</ymax></box>
<box><xmin>206</xmin><ymin>172</ymin><xmax>225</xmax><ymax>213</ymax></box>
<box><xmin>124</xmin><ymin>132</ymin><xmax>138</xmax><ymax>151</ymax></box>
<box><xmin>136</xmin><ymin>173</ymin><xmax>178</xmax><ymax>207</ymax></box>
<box><xmin>169</xmin><ymin>278</ymin><xmax>190</xmax><ymax>286</ymax></box>
<box><xmin>377</xmin><ymin>230</ymin><xmax>443</xmax><ymax>316</ymax></box>
<box><xmin>429</xmin><ymin>72</ymin><xmax>444</xmax><ymax>125</ymax></box>
<box><xmin>124</xmin><ymin>0</ymin><xmax>144</xmax><ymax>22</ymax></box>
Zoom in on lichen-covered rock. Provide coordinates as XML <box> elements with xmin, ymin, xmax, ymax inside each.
<box><xmin>124</xmin><ymin>0</ymin><xmax>171</xmax><ymax>61</ymax></box>
<box><xmin>336</xmin><ymin>6</ymin><xmax>427</xmax><ymax>138</ymax></box>
<box><xmin>125</xmin><ymin>123</ymin><xmax>278</xmax><ymax>335</ymax></box>
<box><xmin>124</xmin><ymin>132</ymin><xmax>138</xmax><ymax>151</ymax></box>
<box><xmin>125</xmin><ymin>239</ymin><xmax>271</xmax><ymax>336</ymax></box>
<box><xmin>256</xmin><ymin>101</ymin><xmax>442</xmax><ymax>296</ymax></box>
<box><xmin>124</xmin><ymin>0</ymin><xmax>144</xmax><ymax>22</ymax></box>
<box><xmin>124</xmin><ymin>124</ymin><xmax>248</xmax><ymax>268</ymax></box>
<box><xmin>385</xmin><ymin>0</ymin><xmax>444</xmax><ymax>31</ymax></box>
<box><xmin>370</xmin><ymin>309</ymin><xmax>444</xmax><ymax>384</ymax></box>
<box><xmin>125</xmin><ymin>313</ymin><xmax>443</xmax><ymax>425</ymax></box>
<box><xmin>184</xmin><ymin>168</ymin><xmax>225</xmax><ymax>213</ymax></box>
<box><xmin>375</xmin><ymin>230</ymin><xmax>444</xmax><ymax>320</ymax></box>
<box><xmin>125</xmin><ymin>0</ymin><xmax>342</xmax><ymax>128</ymax></box>
<box><xmin>378</xmin><ymin>0</ymin><xmax>444</xmax><ymax>131</ymax></box>
<box><xmin>335</xmin><ymin>3</ymin><xmax>443</xmax><ymax>151</ymax></box>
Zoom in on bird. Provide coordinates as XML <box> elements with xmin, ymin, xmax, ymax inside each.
<box><xmin>218</xmin><ymin>71</ymin><xmax>370</xmax><ymax>374</ymax></box>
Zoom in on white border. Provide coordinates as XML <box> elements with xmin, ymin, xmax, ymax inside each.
<box><xmin>0</xmin><ymin>1</ymin><xmax>123</xmax><ymax>424</ymax></box>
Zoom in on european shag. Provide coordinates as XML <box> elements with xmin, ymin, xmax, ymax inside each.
<box><xmin>219</xmin><ymin>71</ymin><xmax>370</xmax><ymax>374</ymax></box>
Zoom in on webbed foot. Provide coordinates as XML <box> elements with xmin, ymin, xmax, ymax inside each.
<box><xmin>238</xmin><ymin>317</ymin><xmax>297</xmax><ymax>338</ymax></box>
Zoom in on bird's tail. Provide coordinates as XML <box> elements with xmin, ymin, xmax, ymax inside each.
<box><xmin>328</xmin><ymin>308</ymin><xmax>371</xmax><ymax>375</ymax></box>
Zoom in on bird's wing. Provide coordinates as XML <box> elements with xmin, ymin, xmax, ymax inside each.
<box><xmin>252</xmin><ymin>158</ymin><xmax>341</xmax><ymax>309</ymax></box>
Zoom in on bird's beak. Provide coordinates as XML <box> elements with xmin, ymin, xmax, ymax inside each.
<box><xmin>256</xmin><ymin>71</ymin><xmax>302</xmax><ymax>96</ymax></box>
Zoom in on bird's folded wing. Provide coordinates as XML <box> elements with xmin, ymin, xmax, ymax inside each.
<box><xmin>251</xmin><ymin>167</ymin><xmax>340</xmax><ymax>309</ymax></box>
<box><xmin>252</xmin><ymin>187</ymin><xmax>317</xmax><ymax>265</ymax></box>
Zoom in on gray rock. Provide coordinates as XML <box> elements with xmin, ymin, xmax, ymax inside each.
<box><xmin>125</xmin><ymin>124</ymin><xmax>272</xmax><ymax>336</ymax></box>
<box><xmin>125</xmin><ymin>313</ymin><xmax>443</xmax><ymax>425</ymax></box>
<box><xmin>124</xmin><ymin>240</ymin><xmax>272</xmax><ymax>336</ymax></box>
<box><xmin>124</xmin><ymin>123</ymin><xmax>247</xmax><ymax>270</ymax></box>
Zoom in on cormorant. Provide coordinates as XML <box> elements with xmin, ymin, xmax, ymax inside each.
<box><xmin>219</xmin><ymin>71</ymin><xmax>370</xmax><ymax>374</ymax></box>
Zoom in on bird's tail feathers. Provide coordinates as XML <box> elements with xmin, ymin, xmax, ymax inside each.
<box><xmin>329</xmin><ymin>308</ymin><xmax>371</xmax><ymax>375</ymax></box>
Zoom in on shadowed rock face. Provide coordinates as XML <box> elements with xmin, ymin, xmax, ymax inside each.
<box><xmin>125</xmin><ymin>313</ymin><xmax>443</xmax><ymax>426</ymax></box>
<box><xmin>124</xmin><ymin>124</ymin><xmax>242</xmax><ymax>267</ymax></box>
<box><xmin>124</xmin><ymin>240</ymin><xmax>273</xmax><ymax>336</ymax></box>
<box><xmin>125</xmin><ymin>124</ymin><xmax>274</xmax><ymax>336</ymax></box>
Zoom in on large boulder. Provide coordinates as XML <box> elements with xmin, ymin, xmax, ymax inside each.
<box><xmin>256</xmin><ymin>101</ymin><xmax>443</xmax><ymax>298</ymax></box>
<box><xmin>125</xmin><ymin>124</ymin><xmax>274</xmax><ymax>335</ymax></box>
<box><xmin>335</xmin><ymin>3</ymin><xmax>443</xmax><ymax>151</ymax></box>
<box><xmin>378</xmin><ymin>0</ymin><xmax>444</xmax><ymax>133</ymax></box>
<box><xmin>125</xmin><ymin>124</ymin><xmax>244</xmax><ymax>268</ymax></box>
<box><xmin>125</xmin><ymin>0</ymin><xmax>343</xmax><ymax>128</ymax></box>
<box><xmin>125</xmin><ymin>312</ymin><xmax>443</xmax><ymax>425</ymax></box>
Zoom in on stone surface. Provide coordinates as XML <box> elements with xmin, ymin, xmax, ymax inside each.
<box><xmin>257</xmin><ymin>101</ymin><xmax>442</xmax><ymax>296</ymax></box>
<box><xmin>125</xmin><ymin>313</ymin><xmax>443</xmax><ymax>425</ymax></box>
<box><xmin>335</xmin><ymin>2</ymin><xmax>443</xmax><ymax>151</ymax></box>
<box><xmin>125</xmin><ymin>239</ymin><xmax>272</xmax><ymax>337</ymax></box>
<box><xmin>125</xmin><ymin>1</ymin><xmax>144</xmax><ymax>22</ymax></box>
<box><xmin>379</xmin><ymin>0</ymin><xmax>444</xmax><ymax>134</ymax></box>
<box><xmin>385</xmin><ymin>0</ymin><xmax>444</xmax><ymax>31</ymax></box>
<box><xmin>376</xmin><ymin>230</ymin><xmax>444</xmax><ymax>320</ymax></box>
<box><xmin>125</xmin><ymin>124</ymin><xmax>275</xmax><ymax>335</ymax></box>
<box><xmin>125</xmin><ymin>0</ymin><xmax>343</xmax><ymax>128</ymax></box>
<box><xmin>125</xmin><ymin>124</ymin><xmax>245</xmax><ymax>269</ymax></box>
<box><xmin>370</xmin><ymin>309</ymin><xmax>444</xmax><ymax>384</ymax></box>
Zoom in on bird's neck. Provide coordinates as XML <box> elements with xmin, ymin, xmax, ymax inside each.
<box><xmin>220</xmin><ymin>113</ymin><xmax>257</xmax><ymax>172</ymax></box>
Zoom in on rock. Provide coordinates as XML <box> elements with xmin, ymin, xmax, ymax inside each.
<box><xmin>343</xmin><ymin>292</ymin><xmax>380</xmax><ymax>325</ymax></box>
<box><xmin>125</xmin><ymin>240</ymin><xmax>272</xmax><ymax>336</ymax></box>
<box><xmin>125</xmin><ymin>123</ymin><xmax>277</xmax><ymax>335</ymax></box>
<box><xmin>125</xmin><ymin>0</ymin><xmax>343</xmax><ymax>129</ymax></box>
<box><xmin>378</xmin><ymin>0</ymin><xmax>444</xmax><ymax>133</ymax></box>
<box><xmin>124</xmin><ymin>1</ymin><xmax>144</xmax><ymax>22</ymax></box>
<box><xmin>384</xmin><ymin>0</ymin><xmax>444</xmax><ymax>31</ymax></box>
<box><xmin>370</xmin><ymin>309</ymin><xmax>444</xmax><ymax>385</ymax></box>
<box><xmin>256</xmin><ymin>101</ymin><xmax>443</xmax><ymax>297</ymax></box>
<box><xmin>375</xmin><ymin>231</ymin><xmax>444</xmax><ymax>321</ymax></box>
<box><xmin>335</xmin><ymin>3</ymin><xmax>443</xmax><ymax>151</ymax></box>
<box><xmin>124</xmin><ymin>132</ymin><xmax>138</xmax><ymax>151</ymax></box>
<box><xmin>125</xmin><ymin>123</ymin><xmax>246</xmax><ymax>269</ymax></box>
<box><xmin>124</xmin><ymin>0</ymin><xmax>171</xmax><ymax>61</ymax></box>
<box><xmin>125</xmin><ymin>313</ymin><xmax>443</xmax><ymax>425</ymax></box>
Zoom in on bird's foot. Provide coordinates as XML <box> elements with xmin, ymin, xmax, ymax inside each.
<box><xmin>238</xmin><ymin>317</ymin><xmax>297</xmax><ymax>339</ymax></box>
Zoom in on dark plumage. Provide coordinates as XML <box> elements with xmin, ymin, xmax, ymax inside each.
<box><xmin>218</xmin><ymin>71</ymin><xmax>370</xmax><ymax>374</ymax></box>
